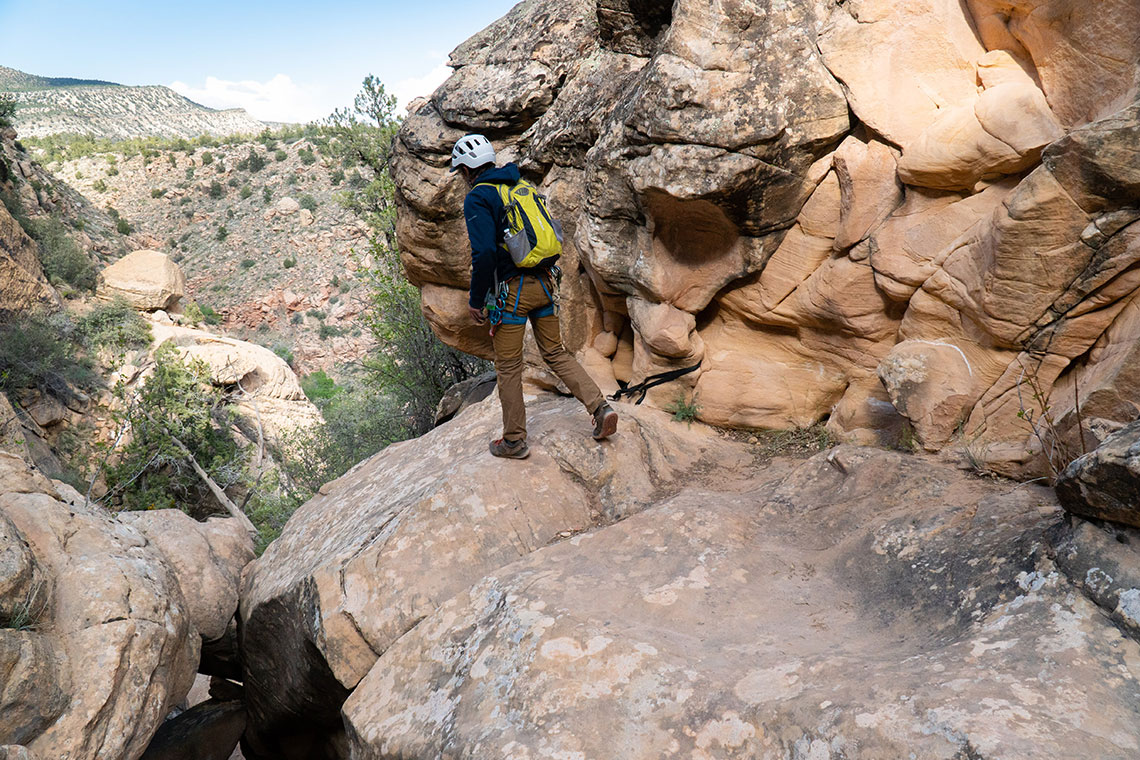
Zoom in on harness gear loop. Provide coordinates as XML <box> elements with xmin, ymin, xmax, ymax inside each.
<box><xmin>486</xmin><ymin>271</ymin><xmax>558</xmax><ymax>337</ymax></box>
<box><xmin>609</xmin><ymin>361</ymin><xmax>703</xmax><ymax>405</ymax></box>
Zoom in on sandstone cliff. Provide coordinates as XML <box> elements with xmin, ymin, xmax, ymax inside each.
<box><xmin>392</xmin><ymin>0</ymin><xmax>1140</xmax><ymax>478</ymax></box>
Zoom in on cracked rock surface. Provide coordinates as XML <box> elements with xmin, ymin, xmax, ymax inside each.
<box><xmin>239</xmin><ymin>393</ymin><xmax>1140</xmax><ymax>758</ymax></box>
<box><xmin>0</xmin><ymin>452</ymin><xmax>254</xmax><ymax>760</ymax></box>
<box><xmin>0</xmin><ymin>453</ymin><xmax>198</xmax><ymax>760</ymax></box>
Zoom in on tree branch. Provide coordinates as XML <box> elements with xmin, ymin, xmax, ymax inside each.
<box><xmin>141</xmin><ymin>408</ymin><xmax>257</xmax><ymax>537</ymax></box>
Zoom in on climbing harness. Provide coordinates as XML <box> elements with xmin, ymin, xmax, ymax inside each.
<box><xmin>610</xmin><ymin>360</ymin><xmax>703</xmax><ymax>405</ymax></box>
<box><xmin>486</xmin><ymin>267</ymin><xmax>561</xmax><ymax>338</ymax></box>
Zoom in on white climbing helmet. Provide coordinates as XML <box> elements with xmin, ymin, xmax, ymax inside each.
<box><xmin>450</xmin><ymin>134</ymin><xmax>496</xmax><ymax>173</ymax></box>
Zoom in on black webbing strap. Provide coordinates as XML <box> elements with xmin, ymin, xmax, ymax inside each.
<box><xmin>610</xmin><ymin>360</ymin><xmax>702</xmax><ymax>405</ymax></box>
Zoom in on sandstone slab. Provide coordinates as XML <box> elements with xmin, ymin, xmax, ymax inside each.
<box><xmin>340</xmin><ymin>446</ymin><xmax>1136</xmax><ymax>759</ymax></box>
<box><xmin>239</xmin><ymin>395</ymin><xmax>750</xmax><ymax>758</ymax></box>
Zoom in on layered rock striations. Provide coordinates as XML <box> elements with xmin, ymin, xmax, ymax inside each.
<box><xmin>392</xmin><ymin>0</ymin><xmax>1140</xmax><ymax>477</ymax></box>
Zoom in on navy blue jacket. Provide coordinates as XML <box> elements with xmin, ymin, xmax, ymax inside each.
<box><xmin>464</xmin><ymin>163</ymin><xmax>555</xmax><ymax>309</ymax></box>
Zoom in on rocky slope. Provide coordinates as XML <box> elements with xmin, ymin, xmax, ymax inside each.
<box><xmin>1</xmin><ymin>66</ymin><xmax>264</xmax><ymax>140</ymax></box>
<box><xmin>236</xmin><ymin>391</ymin><xmax>1140</xmax><ymax>759</ymax></box>
<box><xmin>392</xmin><ymin>0</ymin><xmax>1140</xmax><ymax>479</ymax></box>
<box><xmin>54</xmin><ymin>139</ymin><xmax>374</xmax><ymax>375</ymax></box>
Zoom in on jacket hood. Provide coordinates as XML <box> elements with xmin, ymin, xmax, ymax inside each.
<box><xmin>473</xmin><ymin>163</ymin><xmax>521</xmax><ymax>185</ymax></box>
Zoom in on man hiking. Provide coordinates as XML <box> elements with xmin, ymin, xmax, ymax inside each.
<box><xmin>451</xmin><ymin>133</ymin><xmax>618</xmax><ymax>459</ymax></box>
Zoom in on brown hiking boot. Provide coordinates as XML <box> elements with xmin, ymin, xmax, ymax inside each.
<box><xmin>591</xmin><ymin>402</ymin><xmax>618</xmax><ymax>440</ymax></box>
<box><xmin>489</xmin><ymin>438</ymin><xmax>530</xmax><ymax>459</ymax></box>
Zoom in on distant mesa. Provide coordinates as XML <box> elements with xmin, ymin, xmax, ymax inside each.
<box><xmin>0</xmin><ymin>65</ymin><xmax>266</xmax><ymax>140</ymax></box>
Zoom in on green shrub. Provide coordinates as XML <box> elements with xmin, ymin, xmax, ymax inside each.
<box><xmin>290</xmin><ymin>312</ymin><xmax>303</xmax><ymax>325</ymax></box>
<box><xmin>22</xmin><ymin>215</ymin><xmax>96</xmax><ymax>291</ymax></box>
<box><xmin>104</xmin><ymin>343</ymin><xmax>243</xmax><ymax>516</ymax></box>
<box><xmin>228</xmin><ymin>177</ymin><xmax>239</xmax><ymax>188</ymax></box>
<box><xmin>665</xmin><ymin>392</ymin><xmax>701</xmax><ymax>425</ymax></box>
<box><xmin>262</xmin><ymin>186</ymin><xmax>272</xmax><ymax>203</ymax></box>
<box><xmin>0</xmin><ymin>94</ymin><xmax>17</xmax><ymax>129</ymax></box>
<box><xmin>244</xmin><ymin>148</ymin><xmax>266</xmax><ymax>173</ymax></box>
<box><xmin>77</xmin><ymin>298</ymin><xmax>151</xmax><ymax>354</ymax></box>
<box><xmin>299</xmin><ymin>194</ymin><xmax>317</xmax><ymax>212</ymax></box>
<box><xmin>301</xmin><ymin>370</ymin><xmax>339</xmax><ymax>401</ymax></box>
<box><xmin>240</xmin><ymin>257</ymin><xmax>255</xmax><ymax>268</ymax></box>
<box><xmin>274</xmin><ymin>149</ymin><xmax>287</xmax><ymax>162</ymax></box>
<box><xmin>318</xmin><ymin>324</ymin><xmax>343</xmax><ymax>340</ymax></box>
<box><xmin>240</xmin><ymin>185</ymin><xmax>253</xmax><ymax>200</ymax></box>
<box><xmin>185</xmin><ymin>167</ymin><xmax>195</xmax><ymax>180</ymax></box>
<box><xmin>217</xmin><ymin>226</ymin><xmax>229</xmax><ymax>242</ymax></box>
<box><xmin>306</xmin><ymin>309</ymin><xmax>326</xmax><ymax>320</ymax></box>
<box><xmin>201</xmin><ymin>151</ymin><xmax>214</xmax><ymax>165</ymax></box>
<box><xmin>330</xmin><ymin>169</ymin><xmax>345</xmax><ymax>186</ymax></box>
<box><xmin>283</xmin><ymin>257</ymin><xmax>296</xmax><ymax>268</ymax></box>
<box><xmin>298</xmin><ymin>147</ymin><xmax>316</xmax><ymax>165</ymax></box>
<box><xmin>0</xmin><ymin>310</ymin><xmax>95</xmax><ymax>397</ymax></box>
<box><xmin>272</xmin><ymin>344</ymin><xmax>294</xmax><ymax>365</ymax></box>
<box><xmin>278</xmin><ymin>379</ymin><xmax>403</xmax><ymax>505</ymax></box>
<box><xmin>168</xmin><ymin>154</ymin><xmax>177</xmax><ymax>167</ymax></box>
<box><xmin>199</xmin><ymin>304</ymin><xmax>221</xmax><ymax>325</ymax></box>
<box><xmin>106</xmin><ymin>166</ymin><xmax>119</xmax><ymax>177</ymax></box>
<box><xmin>151</xmin><ymin>187</ymin><xmax>167</xmax><ymax>198</ymax></box>
<box><xmin>116</xmin><ymin>217</ymin><xmax>132</xmax><ymax>235</ymax></box>
<box><xmin>209</xmin><ymin>181</ymin><xmax>224</xmax><ymax>199</ymax></box>
<box><xmin>92</xmin><ymin>179</ymin><xmax>107</xmax><ymax>192</ymax></box>
<box><xmin>183</xmin><ymin>301</ymin><xmax>204</xmax><ymax>326</ymax></box>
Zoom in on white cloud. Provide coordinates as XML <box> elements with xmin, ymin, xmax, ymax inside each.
<box><xmin>170</xmin><ymin>74</ymin><xmax>331</xmax><ymax>124</ymax></box>
<box><xmin>390</xmin><ymin>61</ymin><xmax>453</xmax><ymax>111</ymax></box>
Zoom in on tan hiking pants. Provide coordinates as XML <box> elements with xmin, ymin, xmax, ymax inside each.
<box><xmin>491</xmin><ymin>273</ymin><xmax>604</xmax><ymax>442</ymax></box>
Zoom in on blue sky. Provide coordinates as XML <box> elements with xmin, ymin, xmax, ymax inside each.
<box><xmin>0</xmin><ymin>0</ymin><xmax>520</xmax><ymax>122</ymax></box>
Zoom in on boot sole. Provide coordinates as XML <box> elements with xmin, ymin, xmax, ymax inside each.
<box><xmin>593</xmin><ymin>411</ymin><xmax>618</xmax><ymax>440</ymax></box>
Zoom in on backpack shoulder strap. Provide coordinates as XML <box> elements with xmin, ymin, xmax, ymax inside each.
<box><xmin>474</xmin><ymin>182</ymin><xmax>512</xmax><ymax>207</ymax></box>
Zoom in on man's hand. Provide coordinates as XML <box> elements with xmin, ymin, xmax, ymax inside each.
<box><xmin>469</xmin><ymin>306</ymin><xmax>487</xmax><ymax>324</ymax></box>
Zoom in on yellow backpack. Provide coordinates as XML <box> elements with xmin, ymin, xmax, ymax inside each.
<box><xmin>477</xmin><ymin>179</ymin><xmax>563</xmax><ymax>268</ymax></box>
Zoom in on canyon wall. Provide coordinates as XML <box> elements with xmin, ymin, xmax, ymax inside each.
<box><xmin>392</xmin><ymin>0</ymin><xmax>1140</xmax><ymax>477</ymax></box>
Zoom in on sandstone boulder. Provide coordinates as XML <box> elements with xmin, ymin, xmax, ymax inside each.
<box><xmin>878</xmin><ymin>339</ymin><xmax>977</xmax><ymax>449</ymax></box>
<box><xmin>965</xmin><ymin>0</ymin><xmax>1140</xmax><ymax>127</ymax></box>
<box><xmin>340</xmin><ymin>446</ymin><xmax>1140</xmax><ymax>758</ymax></box>
<box><xmin>0</xmin><ymin>452</ymin><xmax>198</xmax><ymax>759</ymax></box>
<box><xmin>1053</xmin><ymin>516</ymin><xmax>1140</xmax><ymax>641</ymax></box>
<box><xmin>342</xmin><ymin>445</ymin><xmax>1138</xmax><ymax>759</ymax></box>
<box><xmin>896</xmin><ymin>51</ymin><xmax>1063</xmax><ymax>190</ymax></box>
<box><xmin>239</xmin><ymin>395</ymin><xmax>751</xmax><ymax>758</ymax></box>
<box><xmin>96</xmin><ymin>250</ymin><xmax>186</xmax><ymax>311</ymax></box>
<box><xmin>274</xmin><ymin>197</ymin><xmax>300</xmax><ymax>216</ymax></box>
<box><xmin>1055</xmin><ymin>419</ymin><xmax>1140</xmax><ymax>528</ymax></box>
<box><xmin>116</xmin><ymin>510</ymin><xmax>254</xmax><ymax>642</ymax></box>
